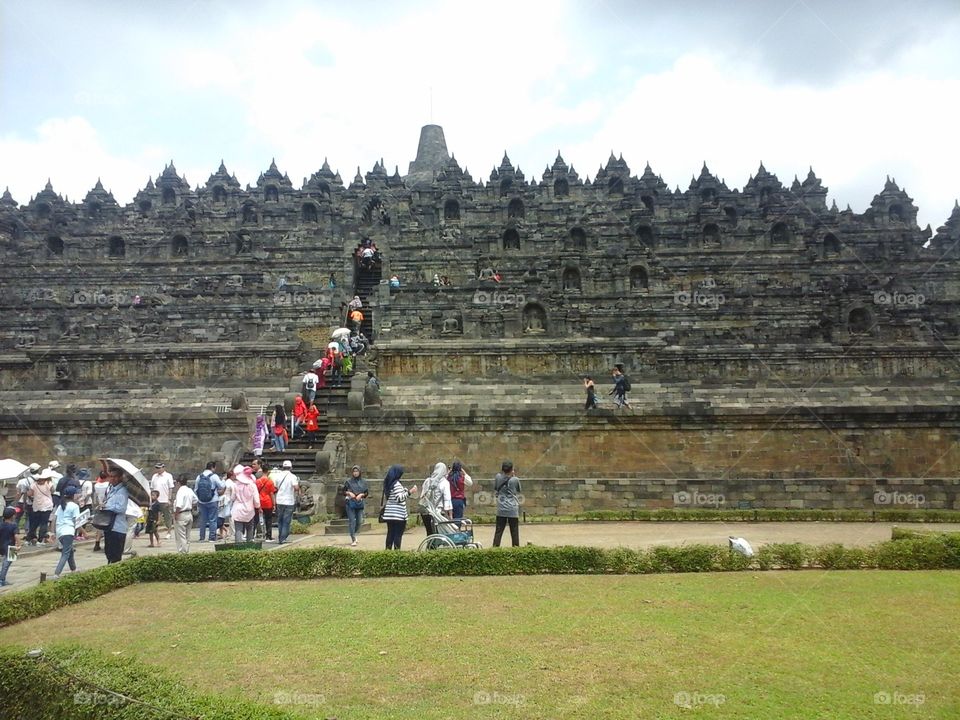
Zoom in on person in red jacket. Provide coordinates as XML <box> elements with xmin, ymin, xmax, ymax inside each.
<box><xmin>292</xmin><ymin>394</ymin><xmax>307</xmax><ymax>439</ymax></box>
<box><xmin>255</xmin><ymin>467</ymin><xmax>276</xmax><ymax>542</ymax></box>
<box><xmin>304</xmin><ymin>401</ymin><xmax>321</xmax><ymax>447</ymax></box>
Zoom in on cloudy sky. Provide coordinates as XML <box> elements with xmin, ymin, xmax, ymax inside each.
<box><xmin>1</xmin><ymin>0</ymin><xmax>958</xmax><ymax>229</ymax></box>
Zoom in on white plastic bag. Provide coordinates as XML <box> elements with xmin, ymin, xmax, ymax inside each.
<box><xmin>728</xmin><ymin>536</ymin><xmax>754</xmax><ymax>557</ymax></box>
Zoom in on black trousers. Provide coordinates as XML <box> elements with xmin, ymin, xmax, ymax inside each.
<box><xmin>104</xmin><ymin>530</ymin><xmax>125</xmax><ymax>564</ymax></box>
<box><xmin>385</xmin><ymin>519</ymin><xmax>406</xmax><ymax>550</ymax></box>
<box><xmin>493</xmin><ymin>516</ymin><xmax>519</xmax><ymax>547</ymax></box>
<box><xmin>421</xmin><ymin>513</ymin><xmax>436</xmax><ymax>536</ymax></box>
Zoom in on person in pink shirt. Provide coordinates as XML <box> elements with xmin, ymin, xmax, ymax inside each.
<box><xmin>230</xmin><ymin>465</ymin><xmax>261</xmax><ymax>542</ymax></box>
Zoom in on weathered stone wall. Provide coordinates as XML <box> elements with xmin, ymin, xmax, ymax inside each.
<box><xmin>0</xmin><ymin>409</ymin><xmax>250</xmax><ymax>479</ymax></box>
<box><xmin>374</xmin><ymin>339</ymin><xmax>960</xmax><ymax>381</ymax></box>
<box><xmin>0</xmin><ymin>343</ymin><xmax>303</xmax><ymax>391</ymax></box>
<box><xmin>312</xmin><ymin>475</ymin><xmax>958</xmax><ymax>515</ymax></box>
<box><xmin>327</xmin><ymin>407</ymin><xmax>960</xmax><ymax>511</ymax></box>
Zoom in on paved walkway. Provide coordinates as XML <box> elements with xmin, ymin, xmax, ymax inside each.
<box><xmin>0</xmin><ymin>531</ymin><xmax>311</xmax><ymax>595</ymax></box>
<box><xmin>301</xmin><ymin>520</ymin><xmax>960</xmax><ymax>551</ymax></box>
<box><xmin>3</xmin><ymin>521</ymin><xmax>956</xmax><ymax>595</ymax></box>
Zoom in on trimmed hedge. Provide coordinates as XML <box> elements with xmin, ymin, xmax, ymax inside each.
<box><xmin>0</xmin><ymin>645</ymin><xmax>294</xmax><ymax>720</ymax></box>
<box><xmin>464</xmin><ymin>508</ymin><xmax>960</xmax><ymax>524</ymax></box>
<box><xmin>2</xmin><ymin>536</ymin><xmax>960</xmax><ymax>629</ymax></box>
<box><xmin>891</xmin><ymin>526</ymin><xmax>960</xmax><ymax>541</ymax></box>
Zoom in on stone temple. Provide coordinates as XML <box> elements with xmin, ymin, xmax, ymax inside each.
<box><xmin>1</xmin><ymin>124</ymin><xmax>959</xmax><ymax>513</ymax></box>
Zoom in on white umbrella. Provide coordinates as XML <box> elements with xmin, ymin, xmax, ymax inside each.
<box><xmin>99</xmin><ymin>458</ymin><xmax>151</xmax><ymax>506</ymax></box>
<box><xmin>331</xmin><ymin>327</ymin><xmax>352</xmax><ymax>341</ymax></box>
<box><xmin>0</xmin><ymin>459</ymin><xmax>29</xmax><ymax>482</ymax></box>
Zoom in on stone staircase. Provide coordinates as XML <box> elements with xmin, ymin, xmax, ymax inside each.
<box><xmin>354</xmin><ymin>263</ymin><xmax>381</xmax><ymax>342</ymax></box>
<box><xmin>238</xmin><ymin>372</ymin><xmax>356</xmax><ymax>476</ymax></box>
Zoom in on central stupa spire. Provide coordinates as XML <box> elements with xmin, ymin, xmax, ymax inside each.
<box><xmin>405</xmin><ymin>124</ymin><xmax>450</xmax><ymax>186</ymax></box>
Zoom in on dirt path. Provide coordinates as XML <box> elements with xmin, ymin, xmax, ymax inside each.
<box><xmin>300</xmin><ymin>520</ymin><xmax>960</xmax><ymax>551</ymax></box>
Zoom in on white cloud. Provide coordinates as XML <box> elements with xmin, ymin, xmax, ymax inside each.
<box><xmin>560</xmin><ymin>53</ymin><xmax>960</xmax><ymax>229</ymax></box>
<box><xmin>0</xmin><ymin>116</ymin><xmax>166</xmax><ymax>205</ymax></box>
<box><xmin>1</xmin><ymin>2</ymin><xmax>956</xmax><ymax>232</ymax></box>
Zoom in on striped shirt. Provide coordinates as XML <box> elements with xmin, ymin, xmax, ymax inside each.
<box><xmin>381</xmin><ymin>483</ymin><xmax>410</xmax><ymax>521</ymax></box>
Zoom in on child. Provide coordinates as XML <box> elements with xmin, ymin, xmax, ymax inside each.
<box><xmin>146</xmin><ymin>490</ymin><xmax>161</xmax><ymax>548</ymax></box>
<box><xmin>0</xmin><ymin>506</ymin><xmax>19</xmax><ymax>586</ymax></box>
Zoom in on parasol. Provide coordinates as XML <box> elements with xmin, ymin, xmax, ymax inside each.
<box><xmin>99</xmin><ymin>457</ymin><xmax>151</xmax><ymax>506</ymax></box>
<box><xmin>331</xmin><ymin>327</ymin><xmax>352</xmax><ymax>341</ymax></box>
<box><xmin>0</xmin><ymin>459</ymin><xmax>29</xmax><ymax>483</ymax></box>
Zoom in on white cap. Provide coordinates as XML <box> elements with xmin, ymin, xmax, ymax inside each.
<box><xmin>28</xmin><ymin>462</ymin><xmax>41</xmax><ymax>472</ymax></box>
<box><xmin>282</xmin><ymin>460</ymin><xmax>293</xmax><ymax>469</ymax></box>
<box><xmin>48</xmin><ymin>460</ymin><xmax>60</xmax><ymax>469</ymax></box>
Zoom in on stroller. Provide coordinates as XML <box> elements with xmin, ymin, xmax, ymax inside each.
<box><xmin>417</xmin><ymin>495</ymin><xmax>482</xmax><ymax>551</ymax></box>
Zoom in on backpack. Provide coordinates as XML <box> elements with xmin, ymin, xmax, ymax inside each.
<box><xmin>196</xmin><ymin>471</ymin><xmax>215</xmax><ymax>503</ymax></box>
<box><xmin>622</xmin><ymin>375</ymin><xmax>632</xmax><ymax>392</ymax></box>
<box><xmin>304</xmin><ymin>374</ymin><xmax>317</xmax><ymax>390</ymax></box>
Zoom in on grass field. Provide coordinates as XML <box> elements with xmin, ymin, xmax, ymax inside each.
<box><xmin>1</xmin><ymin>571</ymin><xmax>957</xmax><ymax>719</ymax></box>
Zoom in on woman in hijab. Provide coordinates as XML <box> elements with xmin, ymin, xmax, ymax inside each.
<box><xmin>380</xmin><ymin>465</ymin><xmax>417</xmax><ymax>550</ymax></box>
<box><xmin>418</xmin><ymin>462</ymin><xmax>451</xmax><ymax>536</ymax></box>
<box><xmin>342</xmin><ymin>465</ymin><xmax>369</xmax><ymax>547</ymax></box>
<box><xmin>231</xmin><ymin>465</ymin><xmax>261</xmax><ymax>542</ymax></box>
<box><xmin>252</xmin><ymin>415</ymin><xmax>268</xmax><ymax>457</ymax></box>
<box><xmin>446</xmin><ymin>461</ymin><xmax>473</xmax><ymax>521</ymax></box>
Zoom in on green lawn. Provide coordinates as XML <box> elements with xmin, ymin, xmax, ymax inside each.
<box><xmin>1</xmin><ymin>572</ymin><xmax>957</xmax><ymax>719</ymax></box>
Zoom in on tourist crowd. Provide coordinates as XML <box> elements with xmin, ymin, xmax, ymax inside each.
<box><xmin>342</xmin><ymin>459</ymin><xmax>521</xmax><ymax>550</ymax></box>
<box><xmin>1</xmin><ymin>457</ymin><xmax>303</xmax><ymax>586</ymax></box>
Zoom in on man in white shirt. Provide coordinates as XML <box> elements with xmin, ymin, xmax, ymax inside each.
<box><xmin>302</xmin><ymin>370</ymin><xmax>320</xmax><ymax>404</ymax></box>
<box><xmin>273</xmin><ymin>460</ymin><xmax>299</xmax><ymax>545</ymax></box>
<box><xmin>173</xmin><ymin>475</ymin><xmax>199</xmax><ymax>554</ymax></box>
<box><xmin>150</xmin><ymin>462</ymin><xmax>175</xmax><ymax>539</ymax></box>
